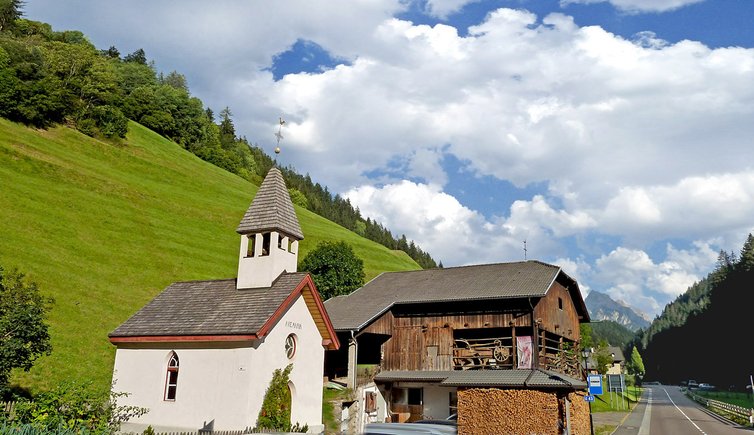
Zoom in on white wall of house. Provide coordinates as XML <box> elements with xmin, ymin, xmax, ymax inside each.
<box><xmin>388</xmin><ymin>382</ymin><xmax>456</xmax><ymax>420</ymax></box>
<box><xmin>607</xmin><ymin>363</ymin><xmax>623</xmax><ymax>375</ymax></box>
<box><xmin>353</xmin><ymin>383</ymin><xmax>389</xmax><ymax>433</ymax></box>
<box><xmin>113</xmin><ymin>295</ymin><xmax>324</xmax><ymax>433</ymax></box>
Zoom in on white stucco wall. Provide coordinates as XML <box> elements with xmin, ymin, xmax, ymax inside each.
<box><xmin>237</xmin><ymin>232</ymin><xmax>298</xmax><ymax>289</ymax></box>
<box><xmin>388</xmin><ymin>382</ymin><xmax>455</xmax><ymax>421</ymax></box>
<box><xmin>421</xmin><ymin>385</ymin><xmax>455</xmax><ymax>420</ymax></box>
<box><xmin>113</xmin><ymin>295</ymin><xmax>324</xmax><ymax>433</ymax></box>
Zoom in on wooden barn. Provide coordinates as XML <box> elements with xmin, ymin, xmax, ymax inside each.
<box><xmin>324</xmin><ymin>260</ymin><xmax>593</xmax><ymax>434</ymax></box>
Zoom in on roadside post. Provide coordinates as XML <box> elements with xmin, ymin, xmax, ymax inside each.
<box><xmin>583</xmin><ymin>347</ymin><xmax>599</xmax><ymax>435</ymax></box>
<box><xmin>586</xmin><ymin>374</ymin><xmax>602</xmax><ymax>435</ymax></box>
<box><xmin>750</xmin><ymin>375</ymin><xmax>754</xmax><ymax>427</ymax></box>
<box><xmin>608</xmin><ymin>374</ymin><xmax>626</xmax><ymax>410</ymax></box>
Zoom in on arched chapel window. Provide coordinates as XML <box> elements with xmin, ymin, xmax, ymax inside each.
<box><xmin>164</xmin><ymin>352</ymin><xmax>179</xmax><ymax>401</ymax></box>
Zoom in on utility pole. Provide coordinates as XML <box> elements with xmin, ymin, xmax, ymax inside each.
<box><xmin>583</xmin><ymin>347</ymin><xmax>595</xmax><ymax>435</ymax></box>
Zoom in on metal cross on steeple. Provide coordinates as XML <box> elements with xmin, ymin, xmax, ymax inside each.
<box><xmin>274</xmin><ymin>117</ymin><xmax>285</xmax><ymax>155</ymax></box>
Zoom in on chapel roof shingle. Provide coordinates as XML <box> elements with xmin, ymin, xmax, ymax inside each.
<box><xmin>109</xmin><ymin>272</ymin><xmax>308</xmax><ymax>338</ymax></box>
<box><xmin>324</xmin><ymin>260</ymin><xmax>587</xmax><ymax>331</ymax></box>
<box><xmin>236</xmin><ymin>167</ymin><xmax>303</xmax><ymax>240</ymax></box>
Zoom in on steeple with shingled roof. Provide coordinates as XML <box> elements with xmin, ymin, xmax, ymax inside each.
<box><xmin>236</xmin><ymin>167</ymin><xmax>303</xmax><ymax>289</ymax></box>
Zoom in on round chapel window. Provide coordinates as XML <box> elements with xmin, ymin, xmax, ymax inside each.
<box><xmin>285</xmin><ymin>334</ymin><xmax>297</xmax><ymax>359</ymax></box>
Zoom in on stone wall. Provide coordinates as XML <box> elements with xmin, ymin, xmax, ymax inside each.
<box><xmin>458</xmin><ymin>388</ymin><xmax>592</xmax><ymax>435</ymax></box>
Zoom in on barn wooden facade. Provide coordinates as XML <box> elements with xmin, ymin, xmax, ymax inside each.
<box><xmin>324</xmin><ymin>260</ymin><xmax>591</xmax><ymax>431</ymax></box>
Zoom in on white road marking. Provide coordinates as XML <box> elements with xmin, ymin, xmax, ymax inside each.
<box><xmin>638</xmin><ymin>389</ymin><xmax>652</xmax><ymax>435</ymax></box>
<box><xmin>663</xmin><ymin>387</ymin><xmax>707</xmax><ymax>435</ymax></box>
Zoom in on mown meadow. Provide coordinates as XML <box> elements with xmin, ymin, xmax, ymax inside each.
<box><xmin>0</xmin><ymin>119</ymin><xmax>419</xmax><ymax>394</ymax></box>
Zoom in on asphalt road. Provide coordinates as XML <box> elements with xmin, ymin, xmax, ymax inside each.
<box><xmin>613</xmin><ymin>384</ymin><xmax>751</xmax><ymax>435</ymax></box>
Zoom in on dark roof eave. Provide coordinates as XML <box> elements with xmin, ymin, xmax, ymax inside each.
<box><xmin>109</xmin><ymin>333</ymin><xmax>259</xmax><ymax>343</ymax></box>
<box><xmin>334</xmin><ymin>293</ymin><xmax>545</xmax><ymax>333</ymax></box>
<box><xmin>235</xmin><ymin>226</ymin><xmax>304</xmax><ymax>240</ymax></box>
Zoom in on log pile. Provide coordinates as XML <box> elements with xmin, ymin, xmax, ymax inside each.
<box><xmin>457</xmin><ymin>388</ymin><xmax>592</xmax><ymax>435</ymax></box>
<box><xmin>568</xmin><ymin>391</ymin><xmax>592</xmax><ymax>435</ymax></box>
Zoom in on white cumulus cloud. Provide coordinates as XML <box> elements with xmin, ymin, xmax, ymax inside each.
<box><xmin>560</xmin><ymin>0</ymin><xmax>705</xmax><ymax>13</ymax></box>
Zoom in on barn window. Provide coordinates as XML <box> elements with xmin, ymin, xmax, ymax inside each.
<box><xmin>558</xmin><ymin>297</ymin><xmax>563</xmax><ymax>310</ymax></box>
<box><xmin>164</xmin><ymin>352</ymin><xmax>179</xmax><ymax>401</ymax></box>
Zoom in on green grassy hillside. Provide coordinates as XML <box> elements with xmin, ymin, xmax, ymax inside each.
<box><xmin>0</xmin><ymin>119</ymin><xmax>419</xmax><ymax>394</ymax></box>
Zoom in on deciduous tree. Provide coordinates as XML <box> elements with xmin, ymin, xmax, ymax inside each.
<box><xmin>299</xmin><ymin>241</ymin><xmax>364</xmax><ymax>300</ymax></box>
<box><xmin>626</xmin><ymin>346</ymin><xmax>645</xmax><ymax>376</ymax></box>
<box><xmin>0</xmin><ymin>265</ymin><xmax>52</xmax><ymax>391</ymax></box>
<box><xmin>593</xmin><ymin>341</ymin><xmax>613</xmax><ymax>375</ymax></box>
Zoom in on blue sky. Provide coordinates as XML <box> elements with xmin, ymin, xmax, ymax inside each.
<box><xmin>23</xmin><ymin>0</ymin><xmax>754</xmax><ymax>317</ymax></box>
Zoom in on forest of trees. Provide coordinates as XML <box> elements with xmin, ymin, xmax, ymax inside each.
<box><xmin>639</xmin><ymin>234</ymin><xmax>754</xmax><ymax>388</ymax></box>
<box><xmin>589</xmin><ymin>320</ymin><xmax>635</xmax><ymax>352</ymax></box>
<box><xmin>635</xmin><ymin>245</ymin><xmax>745</xmax><ymax>351</ymax></box>
<box><xmin>0</xmin><ymin>7</ymin><xmax>437</xmax><ymax>269</ymax></box>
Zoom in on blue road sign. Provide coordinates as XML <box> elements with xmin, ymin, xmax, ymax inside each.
<box><xmin>588</xmin><ymin>374</ymin><xmax>603</xmax><ymax>395</ymax></box>
<box><xmin>584</xmin><ymin>395</ymin><xmax>595</xmax><ymax>402</ymax></box>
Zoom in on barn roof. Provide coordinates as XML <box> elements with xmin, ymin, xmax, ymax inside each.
<box><xmin>324</xmin><ymin>260</ymin><xmax>589</xmax><ymax>331</ymax></box>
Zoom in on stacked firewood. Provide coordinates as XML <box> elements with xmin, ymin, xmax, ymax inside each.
<box><xmin>457</xmin><ymin>388</ymin><xmax>593</xmax><ymax>434</ymax></box>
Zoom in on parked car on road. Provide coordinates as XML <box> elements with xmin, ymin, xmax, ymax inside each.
<box><xmin>698</xmin><ymin>383</ymin><xmax>715</xmax><ymax>391</ymax></box>
<box><xmin>687</xmin><ymin>379</ymin><xmax>699</xmax><ymax>389</ymax></box>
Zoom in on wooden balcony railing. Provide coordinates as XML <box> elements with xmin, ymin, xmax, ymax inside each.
<box><xmin>453</xmin><ymin>337</ymin><xmax>515</xmax><ymax>370</ymax></box>
<box><xmin>452</xmin><ymin>335</ymin><xmax>581</xmax><ymax>377</ymax></box>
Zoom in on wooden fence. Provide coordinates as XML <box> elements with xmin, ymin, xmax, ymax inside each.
<box><xmin>1</xmin><ymin>400</ymin><xmax>16</xmax><ymax>419</ymax></box>
<box><xmin>151</xmin><ymin>430</ymin><xmax>277</xmax><ymax>435</ymax></box>
<box><xmin>687</xmin><ymin>390</ymin><xmax>751</xmax><ymax>423</ymax></box>
<box><xmin>149</xmin><ymin>430</ymin><xmax>299</xmax><ymax>435</ymax></box>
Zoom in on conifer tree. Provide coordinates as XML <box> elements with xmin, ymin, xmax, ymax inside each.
<box><xmin>738</xmin><ymin>233</ymin><xmax>754</xmax><ymax>271</ymax></box>
<box><xmin>0</xmin><ymin>0</ymin><xmax>23</xmax><ymax>33</ymax></box>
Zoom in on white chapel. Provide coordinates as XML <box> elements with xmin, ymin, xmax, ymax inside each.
<box><xmin>109</xmin><ymin>168</ymin><xmax>339</xmax><ymax>433</ymax></box>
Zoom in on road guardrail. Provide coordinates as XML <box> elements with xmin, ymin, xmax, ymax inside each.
<box><xmin>686</xmin><ymin>389</ymin><xmax>751</xmax><ymax>423</ymax></box>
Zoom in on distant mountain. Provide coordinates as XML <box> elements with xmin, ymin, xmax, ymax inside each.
<box><xmin>586</xmin><ymin>290</ymin><xmax>650</xmax><ymax>331</ymax></box>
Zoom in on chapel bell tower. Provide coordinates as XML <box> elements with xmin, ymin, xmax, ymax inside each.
<box><xmin>236</xmin><ymin>167</ymin><xmax>303</xmax><ymax>289</ymax></box>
